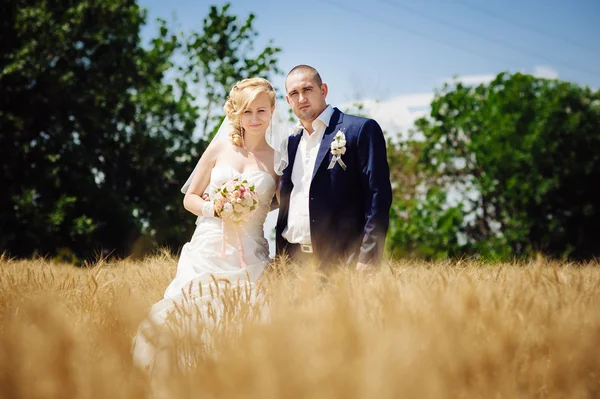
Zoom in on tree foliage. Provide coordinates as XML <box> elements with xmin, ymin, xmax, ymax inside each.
<box><xmin>387</xmin><ymin>72</ymin><xmax>600</xmax><ymax>260</ymax></box>
<box><xmin>182</xmin><ymin>4</ymin><xmax>281</xmax><ymax>139</ymax></box>
<box><xmin>0</xmin><ymin>1</ymin><xmax>280</xmax><ymax>262</ymax></box>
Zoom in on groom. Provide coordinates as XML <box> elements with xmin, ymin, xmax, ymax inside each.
<box><xmin>275</xmin><ymin>65</ymin><xmax>392</xmax><ymax>271</ymax></box>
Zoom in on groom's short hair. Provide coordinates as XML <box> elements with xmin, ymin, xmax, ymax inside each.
<box><xmin>286</xmin><ymin>65</ymin><xmax>323</xmax><ymax>89</ymax></box>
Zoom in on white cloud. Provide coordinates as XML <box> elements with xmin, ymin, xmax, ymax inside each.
<box><xmin>385</xmin><ymin>93</ymin><xmax>434</xmax><ymax>108</ymax></box>
<box><xmin>441</xmin><ymin>65</ymin><xmax>559</xmax><ymax>86</ymax></box>
<box><xmin>532</xmin><ymin>65</ymin><xmax>559</xmax><ymax>79</ymax></box>
<box><xmin>343</xmin><ymin>93</ymin><xmax>433</xmax><ymax>139</ymax></box>
<box><xmin>442</xmin><ymin>73</ymin><xmax>496</xmax><ymax>86</ymax></box>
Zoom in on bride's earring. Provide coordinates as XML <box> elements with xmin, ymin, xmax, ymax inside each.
<box><xmin>269</xmin><ymin>118</ymin><xmax>273</xmax><ymax>143</ymax></box>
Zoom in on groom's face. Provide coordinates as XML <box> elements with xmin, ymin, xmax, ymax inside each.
<box><xmin>285</xmin><ymin>71</ymin><xmax>328</xmax><ymax>123</ymax></box>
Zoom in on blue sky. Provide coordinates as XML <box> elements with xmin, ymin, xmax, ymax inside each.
<box><xmin>139</xmin><ymin>0</ymin><xmax>600</xmax><ymax>111</ymax></box>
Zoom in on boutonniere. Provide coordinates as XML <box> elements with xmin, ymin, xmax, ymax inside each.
<box><xmin>328</xmin><ymin>130</ymin><xmax>347</xmax><ymax>170</ymax></box>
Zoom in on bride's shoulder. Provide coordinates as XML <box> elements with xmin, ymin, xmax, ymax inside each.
<box><xmin>202</xmin><ymin>137</ymin><xmax>229</xmax><ymax>162</ymax></box>
<box><xmin>210</xmin><ymin>137</ymin><xmax>236</xmax><ymax>153</ymax></box>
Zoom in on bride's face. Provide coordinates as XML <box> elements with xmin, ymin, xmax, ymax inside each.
<box><xmin>241</xmin><ymin>92</ymin><xmax>273</xmax><ymax>138</ymax></box>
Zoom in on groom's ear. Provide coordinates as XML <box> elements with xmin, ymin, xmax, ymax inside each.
<box><xmin>321</xmin><ymin>83</ymin><xmax>328</xmax><ymax>99</ymax></box>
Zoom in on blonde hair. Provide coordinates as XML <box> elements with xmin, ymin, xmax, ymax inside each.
<box><xmin>223</xmin><ymin>77</ymin><xmax>276</xmax><ymax>147</ymax></box>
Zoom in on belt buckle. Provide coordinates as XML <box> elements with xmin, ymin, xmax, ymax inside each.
<box><xmin>300</xmin><ymin>244</ymin><xmax>313</xmax><ymax>253</ymax></box>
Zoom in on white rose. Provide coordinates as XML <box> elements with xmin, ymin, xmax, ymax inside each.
<box><xmin>223</xmin><ymin>203</ymin><xmax>233</xmax><ymax>214</ymax></box>
<box><xmin>234</xmin><ymin>203</ymin><xmax>244</xmax><ymax>213</ymax></box>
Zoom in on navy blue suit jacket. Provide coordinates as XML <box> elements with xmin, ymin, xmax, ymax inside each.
<box><xmin>275</xmin><ymin>107</ymin><xmax>392</xmax><ymax>267</ymax></box>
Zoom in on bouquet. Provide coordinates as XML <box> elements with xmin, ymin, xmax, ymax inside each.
<box><xmin>213</xmin><ymin>177</ymin><xmax>259</xmax><ymax>223</ymax></box>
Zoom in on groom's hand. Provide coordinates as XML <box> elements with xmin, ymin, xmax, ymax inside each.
<box><xmin>356</xmin><ymin>262</ymin><xmax>370</xmax><ymax>272</ymax></box>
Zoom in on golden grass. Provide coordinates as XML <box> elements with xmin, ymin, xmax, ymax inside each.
<box><xmin>1</xmin><ymin>253</ymin><xmax>599</xmax><ymax>398</ymax></box>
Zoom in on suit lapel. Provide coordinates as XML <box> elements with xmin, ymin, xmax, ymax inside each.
<box><xmin>284</xmin><ymin>128</ymin><xmax>302</xmax><ymax>183</ymax></box>
<box><xmin>311</xmin><ymin>108</ymin><xmax>344</xmax><ymax>181</ymax></box>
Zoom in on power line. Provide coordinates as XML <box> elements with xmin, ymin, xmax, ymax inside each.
<box><xmin>377</xmin><ymin>0</ymin><xmax>600</xmax><ymax>79</ymax></box>
<box><xmin>457</xmin><ymin>1</ymin><xmax>600</xmax><ymax>57</ymax></box>
<box><xmin>321</xmin><ymin>0</ymin><xmax>530</xmax><ymax>68</ymax></box>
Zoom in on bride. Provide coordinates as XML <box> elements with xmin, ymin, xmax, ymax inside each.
<box><xmin>132</xmin><ymin>77</ymin><xmax>289</xmax><ymax>372</ymax></box>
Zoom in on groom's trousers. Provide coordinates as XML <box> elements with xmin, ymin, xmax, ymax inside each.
<box><xmin>281</xmin><ymin>241</ymin><xmax>318</xmax><ymax>266</ymax></box>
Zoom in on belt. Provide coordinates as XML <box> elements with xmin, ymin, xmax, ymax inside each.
<box><xmin>300</xmin><ymin>244</ymin><xmax>313</xmax><ymax>253</ymax></box>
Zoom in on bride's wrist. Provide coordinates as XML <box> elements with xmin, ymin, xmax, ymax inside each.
<box><xmin>201</xmin><ymin>201</ymin><xmax>216</xmax><ymax>218</ymax></box>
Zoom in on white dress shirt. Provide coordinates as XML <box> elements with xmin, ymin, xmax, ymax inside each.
<box><xmin>282</xmin><ymin>105</ymin><xmax>335</xmax><ymax>245</ymax></box>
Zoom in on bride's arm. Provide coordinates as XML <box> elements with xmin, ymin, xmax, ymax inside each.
<box><xmin>183</xmin><ymin>140</ymin><xmax>222</xmax><ymax>217</ymax></box>
<box><xmin>269</xmin><ymin>176</ymin><xmax>281</xmax><ymax>211</ymax></box>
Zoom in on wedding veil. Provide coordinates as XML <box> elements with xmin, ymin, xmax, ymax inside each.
<box><xmin>180</xmin><ymin>107</ymin><xmax>292</xmax><ymax>194</ymax></box>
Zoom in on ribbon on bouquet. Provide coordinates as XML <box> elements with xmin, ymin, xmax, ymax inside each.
<box><xmin>220</xmin><ymin>220</ymin><xmax>248</xmax><ymax>268</ymax></box>
<box><xmin>328</xmin><ymin>155</ymin><xmax>347</xmax><ymax>170</ymax></box>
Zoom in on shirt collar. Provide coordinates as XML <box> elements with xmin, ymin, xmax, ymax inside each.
<box><xmin>293</xmin><ymin>105</ymin><xmax>334</xmax><ymax>135</ymax></box>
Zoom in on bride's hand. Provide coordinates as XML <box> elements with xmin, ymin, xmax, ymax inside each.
<box><xmin>200</xmin><ymin>193</ymin><xmax>218</xmax><ymax>218</ymax></box>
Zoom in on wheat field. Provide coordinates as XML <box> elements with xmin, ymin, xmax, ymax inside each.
<box><xmin>0</xmin><ymin>253</ymin><xmax>599</xmax><ymax>399</ymax></box>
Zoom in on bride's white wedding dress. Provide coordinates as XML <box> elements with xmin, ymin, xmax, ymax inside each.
<box><xmin>132</xmin><ymin>164</ymin><xmax>276</xmax><ymax>371</ymax></box>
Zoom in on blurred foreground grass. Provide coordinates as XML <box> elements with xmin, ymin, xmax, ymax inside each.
<box><xmin>1</xmin><ymin>254</ymin><xmax>599</xmax><ymax>398</ymax></box>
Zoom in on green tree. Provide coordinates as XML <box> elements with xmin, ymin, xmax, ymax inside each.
<box><xmin>406</xmin><ymin>72</ymin><xmax>600</xmax><ymax>260</ymax></box>
<box><xmin>0</xmin><ymin>1</ymin><xmax>281</xmax><ymax>262</ymax></box>
<box><xmin>385</xmin><ymin>134</ymin><xmax>465</xmax><ymax>260</ymax></box>
<box><xmin>178</xmin><ymin>4</ymin><xmax>281</xmax><ymax>139</ymax></box>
